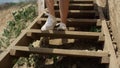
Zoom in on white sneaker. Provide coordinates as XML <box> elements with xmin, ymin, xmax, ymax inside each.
<box><xmin>55</xmin><ymin>22</ymin><xmax>67</xmax><ymax>30</ymax></box>
<box><xmin>41</xmin><ymin>14</ymin><xmax>57</xmax><ymax>31</ymax></box>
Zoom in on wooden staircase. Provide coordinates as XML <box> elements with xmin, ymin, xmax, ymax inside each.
<box><xmin>0</xmin><ymin>0</ymin><xmax>119</xmax><ymax>68</ymax></box>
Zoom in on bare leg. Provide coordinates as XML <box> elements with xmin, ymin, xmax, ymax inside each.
<box><xmin>41</xmin><ymin>0</ymin><xmax>56</xmax><ymax>31</ymax></box>
<box><xmin>45</xmin><ymin>0</ymin><xmax>55</xmax><ymax>16</ymax></box>
<box><xmin>59</xmin><ymin>0</ymin><xmax>70</xmax><ymax>24</ymax></box>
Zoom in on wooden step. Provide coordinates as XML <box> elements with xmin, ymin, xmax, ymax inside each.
<box><xmin>54</xmin><ymin>4</ymin><xmax>94</xmax><ymax>10</ymax></box>
<box><xmin>40</xmin><ymin>18</ymin><xmax>100</xmax><ymax>27</ymax></box>
<box><xmin>56</xmin><ymin>10</ymin><xmax>95</xmax><ymax>13</ymax></box>
<box><xmin>0</xmin><ymin>0</ymin><xmax>112</xmax><ymax>68</ymax></box>
<box><xmin>10</xmin><ymin>46</ymin><xmax>109</xmax><ymax>58</ymax></box>
<box><xmin>26</xmin><ymin>29</ymin><xmax>100</xmax><ymax>40</ymax></box>
<box><xmin>56</xmin><ymin>10</ymin><xmax>95</xmax><ymax>19</ymax></box>
<box><xmin>43</xmin><ymin>10</ymin><xmax>96</xmax><ymax>19</ymax></box>
<box><xmin>57</xmin><ymin>0</ymin><xmax>94</xmax><ymax>4</ymax></box>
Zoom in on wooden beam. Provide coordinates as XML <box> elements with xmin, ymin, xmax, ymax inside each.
<box><xmin>69</xmin><ymin>0</ymin><xmax>93</xmax><ymax>1</ymax></box>
<box><xmin>49</xmin><ymin>39</ymin><xmax>75</xmax><ymax>45</ymax></box>
<box><xmin>41</xmin><ymin>18</ymin><xmax>97</xmax><ymax>23</ymax></box>
<box><xmin>98</xmin><ymin>33</ymin><xmax>105</xmax><ymax>42</ymax></box>
<box><xmin>96</xmin><ymin>19</ymin><xmax>102</xmax><ymax>26</ymax></box>
<box><xmin>10</xmin><ymin>46</ymin><xmax>109</xmax><ymax>58</ymax></box>
<box><xmin>70</xmin><ymin>0</ymin><xmax>93</xmax><ymax>1</ymax></box>
<box><xmin>102</xmin><ymin>20</ymin><xmax>119</xmax><ymax>68</ymax></box>
<box><xmin>40</xmin><ymin>18</ymin><xmax>100</xmax><ymax>27</ymax></box>
<box><xmin>41</xmin><ymin>10</ymin><xmax>95</xmax><ymax>18</ymax></box>
<box><xmin>56</xmin><ymin>10</ymin><xmax>95</xmax><ymax>13</ymax></box>
<box><xmin>55</xmin><ymin>4</ymin><xmax>93</xmax><ymax>7</ymax></box>
<box><xmin>96</xmin><ymin>1</ymin><xmax>119</xmax><ymax>67</ymax></box>
<box><xmin>58</xmin><ymin>0</ymin><xmax>94</xmax><ymax>4</ymax></box>
<box><xmin>26</xmin><ymin>29</ymin><xmax>100</xmax><ymax>39</ymax></box>
<box><xmin>54</xmin><ymin>10</ymin><xmax>96</xmax><ymax>18</ymax></box>
<box><xmin>69</xmin><ymin>4</ymin><xmax>93</xmax><ymax>6</ymax></box>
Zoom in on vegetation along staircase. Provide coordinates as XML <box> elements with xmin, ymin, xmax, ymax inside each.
<box><xmin>0</xmin><ymin>0</ymin><xmax>119</xmax><ymax>68</ymax></box>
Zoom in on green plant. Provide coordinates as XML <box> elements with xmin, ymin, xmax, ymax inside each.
<box><xmin>0</xmin><ymin>37</ymin><xmax>10</xmax><ymax>48</ymax></box>
<box><xmin>12</xmin><ymin>5</ymin><xmax>37</xmax><ymax>22</ymax></box>
<box><xmin>0</xmin><ymin>5</ymin><xmax>37</xmax><ymax>49</ymax></box>
<box><xmin>17</xmin><ymin>57</ymin><xmax>27</xmax><ymax>66</ymax></box>
<box><xmin>0</xmin><ymin>4</ymin><xmax>38</xmax><ymax>67</ymax></box>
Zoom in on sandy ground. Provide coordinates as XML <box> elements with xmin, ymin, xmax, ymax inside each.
<box><xmin>0</xmin><ymin>6</ymin><xmax>20</xmax><ymax>36</ymax></box>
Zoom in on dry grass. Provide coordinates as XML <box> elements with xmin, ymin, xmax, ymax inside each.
<box><xmin>0</xmin><ymin>6</ymin><xmax>21</xmax><ymax>36</ymax></box>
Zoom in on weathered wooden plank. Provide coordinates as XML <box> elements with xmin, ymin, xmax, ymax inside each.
<box><xmin>26</xmin><ymin>29</ymin><xmax>100</xmax><ymax>39</ymax></box>
<box><xmin>96</xmin><ymin>19</ymin><xmax>101</xmax><ymax>26</ymax></box>
<box><xmin>41</xmin><ymin>18</ymin><xmax>97</xmax><ymax>23</ymax></box>
<box><xmin>58</xmin><ymin>0</ymin><xmax>94</xmax><ymax>4</ymax></box>
<box><xmin>55</xmin><ymin>4</ymin><xmax>93</xmax><ymax>7</ymax></box>
<box><xmin>56</xmin><ymin>10</ymin><xmax>95</xmax><ymax>13</ymax></box>
<box><xmin>96</xmin><ymin>1</ymin><xmax>119</xmax><ymax>67</ymax></box>
<box><xmin>40</xmin><ymin>18</ymin><xmax>100</xmax><ymax>27</ymax></box>
<box><xmin>10</xmin><ymin>46</ymin><xmax>109</xmax><ymax>58</ymax></box>
<box><xmin>55</xmin><ymin>10</ymin><xmax>96</xmax><ymax>18</ymax></box>
<box><xmin>42</xmin><ymin>10</ymin><xmax>95</xmax><ymax>18</ymax></box>
<box><xmin>102</xmin><ymin>20</ymin><xmax>119</xmax><ymax>68</ymax></box>
<box><xmin>49</xmin><ymin>38</ymin><xmax>75</xmax><ymax>45</ymax></box>
<box><xmin>98</xmin><ymin>33</ymin><xmax>105</xmax><ymax>43</ymax></box>
<box><xmin>69</xmin><ymin>4</ymin><xmax>93</xmax><ymax>6</ymax></box>
<box><xmin>55</xmin><ymin>4</ymin><xmax>94</xmax><ymax>10</ymax></box>
<box><xmin>70</xmin><ymin>0</ymin><xmax>93</xmax><ymax>1</ymax></box>
<box><xmin>96</xmin><ymin>0</ymin><xmax>109</xmax><ymax>64</ymax></box>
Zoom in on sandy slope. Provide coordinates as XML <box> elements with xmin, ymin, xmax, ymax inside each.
<box><xmin>0</xmin><ymin>6</ymin><xmax>20</xmax><ymax>36</ymax></box>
